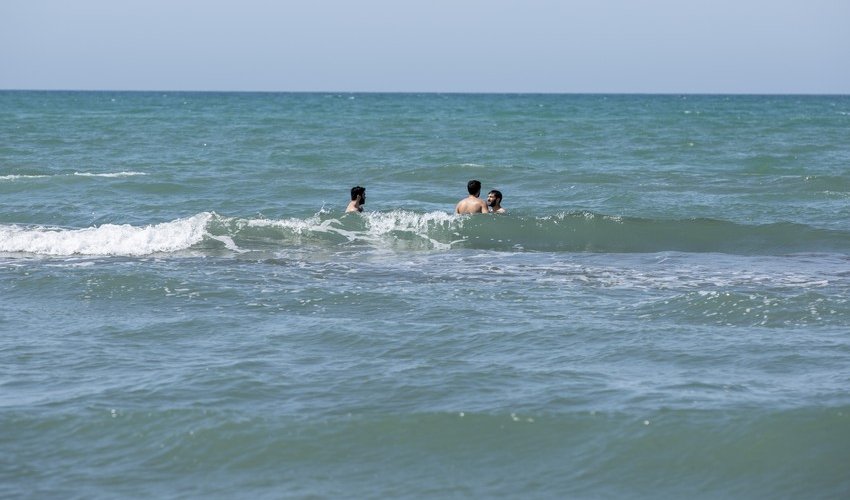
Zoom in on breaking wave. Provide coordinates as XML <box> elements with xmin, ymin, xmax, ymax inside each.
<box><xmin>2</xmin><ymin>211</ymin><xmax>849</xmax><ymax>257</ymax></box>
<box><xmin>0</xmin><ymin>213</ymin><xmax>212</xmax><ymax>256</ymax></box>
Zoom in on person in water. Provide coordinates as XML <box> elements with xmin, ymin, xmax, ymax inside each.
<box><xmin>455</xmin><ymin>180</ymin><xmax>489</xmax><ymax>214</ymax></box>
<box><xmin>346</xmin><ymin>186</ymin><xmax>366</xmax><ymax>213</ymax></box>
<box><xmin>487</xmin><ymin>189</ymin><xmax>506</xmax><ymax>214</ymax></box>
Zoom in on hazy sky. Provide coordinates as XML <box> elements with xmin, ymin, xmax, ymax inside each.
<box><xmin>2</xmin><ymin>0</ymin><xmax>848</xmax><ymax>93</ymax></box>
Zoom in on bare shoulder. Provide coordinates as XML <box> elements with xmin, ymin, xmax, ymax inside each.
<box><xmin>456</xmin><ymin>198</ymin><xmax>474</xmax><ymax>214</ymax></box>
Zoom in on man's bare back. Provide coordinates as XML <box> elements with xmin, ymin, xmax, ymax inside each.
<box><xmin>455</xmin><ymin>195</ymin><xmax>489</xmax><ymax>214</ymax></box>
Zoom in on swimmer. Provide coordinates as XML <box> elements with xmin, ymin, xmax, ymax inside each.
<box><xmin>487</xmin><ymin>189</ymin><xmax>506</xmax><ymax>213</ymax></box>
<box><xmin>455</xmin><ymin>180</ymin><xmax>489</xmax><ymax>214</ymax></box>
<box><xmin>346</xmin><ymin>186</ymin><xmax>366</xmax><ymax>213</ymax></box>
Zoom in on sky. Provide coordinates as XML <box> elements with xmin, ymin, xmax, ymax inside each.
<box><xmin>1</xmin><ymin>0</ymin><xmax>848</xmax><ymax>94</ymax></box>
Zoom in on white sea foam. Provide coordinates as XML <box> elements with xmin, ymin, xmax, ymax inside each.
<box><xmin>73</xmin><ymin>171</ymin><xmax>148</xmax><ymax>178</ymax></box>
<box><xmin>1</xmin><ymin>172</ymin><xmax>147</xmax><ymax>181</ymax></box>
<box><xmin>247</xmin><ymin>213</ymin><xmax>331</xmax><ymax>234</ymax></box>
<box><xmin>208</xmin><ymin>234</ymin><xmax>245</xmax><ymax>253</ymax></box>
<box><xmin>0</xmin><ymin>174</ymin><xmax>50</xmax><ymax>181</ymax></box>
<box><xmin>363</xmin><ymin>210</ymin><xmax>459</xmax><ymax>249</ymax></box>
<box><xmin>244</xmin><ymin>210</ymin><xmax>461</xmax><ymax>250</ymax></box>
<box><xmin>361</xmin><ymin>210</ymin><xmax>451</xmax><ymax>233</ymax></box>
<box><xmin>0</xmin><ymin>213</ymin><xmax>212</xmax><ymax>256</ymax></box>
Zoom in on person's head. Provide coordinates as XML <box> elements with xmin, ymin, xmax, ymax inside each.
<box><xmin>350</xmin><ymin>186</ymin><xmax>366</xmax><ymax>202</ymax></box>
<box><xmin>487</xmin><ymin>189</ymin><xmax>502</xmax><ymax>207</ymax></box>
<box><xmin>467</xmin><ymin>179</ymin><xmax>482</xmax><ymax>196</ymax></box>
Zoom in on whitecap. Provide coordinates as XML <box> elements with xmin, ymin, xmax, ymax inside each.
<box><xmin>363</xmin><ymin>210</ymin><xmax>460</xmax><ymax>250</ymax></box>
<box><xmin>241</xmin><ymin>210</ymin><xmax>461</xmax><ymax>250</ymax></box>
<box><xmin>0</xmin><ymin>174</ymin><xmax>50</xmax><ymax>181</ymax></box>
<box><xmin>0</xmin><ymin>213</ymin><xmax>212</xmax><ymax>256</ymax></box>
<box><xmin>72</xmin><ymin>171</ymin><xmax>148</xmax><ymax>178</ymax></box>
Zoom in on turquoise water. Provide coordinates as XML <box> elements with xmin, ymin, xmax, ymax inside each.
<box><xmin>2</xmin><ymin>91</ymin><xmax>849</xmax><ymax>498</ymax></box>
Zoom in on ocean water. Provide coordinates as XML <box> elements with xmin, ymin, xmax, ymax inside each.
<box><xmin>1</xmin><ymin>91</ymin><xmax>849</xmax><ymax>498</ymax></box>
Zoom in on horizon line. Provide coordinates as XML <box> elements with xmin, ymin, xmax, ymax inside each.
<box><xmin>2</xmin><ymin>88</ymin><xmax>849</xmax><ymax>97</ymax></box>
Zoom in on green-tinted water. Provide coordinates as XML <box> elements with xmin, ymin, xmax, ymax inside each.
<box><xmin>2</xmin><ymin>92</ymin><xmax>849</xmax><ymax>498</ymax></box>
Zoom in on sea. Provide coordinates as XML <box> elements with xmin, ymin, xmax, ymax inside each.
<box><xmin>1</xmin><ymin>91</ymin><xmax>849</xmax><ymax>499</ymax></box>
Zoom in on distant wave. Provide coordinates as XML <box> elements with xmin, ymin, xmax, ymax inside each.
<box><xmin>72</xmin><ymin>171</ymin><xmax>148</xmax><ymax>178</ymax></box>
<box><xmin>2</xmin><ymin>211</ymin><xmax>849</xmax><ymax>257</ymax></box>
<box><xmin>0</xmin><ymin>174</ymin><xmax>50</xmax><ymax>181</ymax></box>
<box><xmin>0</xmin><ymin>171</ymin><xmax>147</xmax><ymax>182</ymax></box>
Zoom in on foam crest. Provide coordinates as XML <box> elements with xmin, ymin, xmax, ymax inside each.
<box><xmin>0</xmin><ymin>174</ymin><xmax>50</xmax><ymax>181</ymax></box>
<box><xmin>362</xmin><ymin>210</ymin><xmax>460</xmax><ymax>250</ymax></box>
<box><xmin>1</xmin><ymin>172</ymin><xmax>147</xmax><ymax>182</ymax></box>
<box><xmin>233</xmin><ymin>211</ymin><xmax>462</xmax><ymax>250</ymax></box>
<box><xmin>73</xmin><ymin>171</ymin><xmax>148</xmax><ymax>178</ymax></box>
<box><xmin>364</xmin><ymin>210</ymin><xmax>457</xmax><ymax>234</ymax></box>
<box><xmin>0</xmin><ymin>213</ymin><xmax>212</xmax><ymax>256</ymax></box>
<box><xmin>246</xmin><ymin>213</ymin><xmax>331</xmax><ymax>234</ymax></box>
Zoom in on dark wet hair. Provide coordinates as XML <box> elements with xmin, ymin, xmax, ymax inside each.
<box><xmin>350</xmin><ymin>186</ymin><xmax>365</xmax><ymax>200</ymax></box>
<box><xmin>467</xmin><ymin>180</ymin><xmax>481</xmax><ymax>195</ymax></box>
<box><xmin>488</xmin><ymin>189</ymin><xmax>502</xmax><ymax>201</ymax></box>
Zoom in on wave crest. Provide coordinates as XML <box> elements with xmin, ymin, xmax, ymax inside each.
<box><xmin>0</xmin><ymin>213</ymin><xmax>211</xmax><ymax>256</ymax></box>
<box><xmin>0</xmin><ymin>172</ymin><xmax>147</xmax><ymax>182</ymax></box>
<box><xmin>2</xmin><ymin>210</ymin><xmax>848</xmax><ymax>257</ymax></box>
